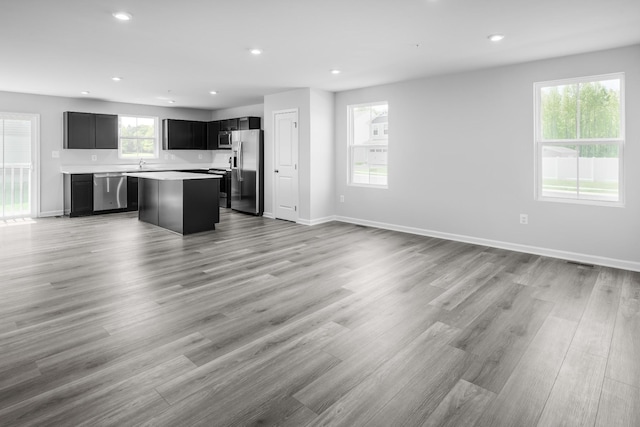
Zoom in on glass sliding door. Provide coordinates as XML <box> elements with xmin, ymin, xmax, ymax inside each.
<box><xmin>0</xmin><ymin>113</ymin><xmax>37</xmax><ymax>219</ymax></box>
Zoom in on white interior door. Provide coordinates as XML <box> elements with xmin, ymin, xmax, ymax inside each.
<box><xmin>0</xmin><ymin>113</ymin><xmax>38</xmax><ymax>219</ymax></box>
<box><xmin>274</xmin><ymin>110</ymin><xmax>298</xmax><ymax>222</ymax></box>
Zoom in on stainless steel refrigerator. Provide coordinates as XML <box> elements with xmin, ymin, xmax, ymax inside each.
<box><xmin>231</xmin><ymin>129</ymin><xmax>264</xmax><ymax>215</ymax></box>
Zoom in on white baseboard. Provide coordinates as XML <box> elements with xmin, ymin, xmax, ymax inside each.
<box><xmin>297</xmin><ymin>215</ymin><xmax>336</xmax><ymax>226</ymax></box>
<box><xmin>334</xmin><ymin>215</ymin><xmax>640</xmax><ymax>273</ymax></box>
<box><xmin>39</xmin><ymin>210</ymin><xmax>64</xmax><ymax>218</ymax></box>
<box><xmin>262</xmin><ymin>212</ymin><xmax>335</xmax><ymax>226</ymax></box>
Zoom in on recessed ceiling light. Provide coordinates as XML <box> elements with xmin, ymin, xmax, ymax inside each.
<box><xmin>331</xmin><ymin>69</ymin><xmax>341</xmax><ymax>75</ymax></box>
<box><xmin>80</xmin><ymin>91</ymin><xmax>90</xmax><ymax>95</ymax></box>
<box><xmin>112</xmin><ymin>76</ymin><xmax>122</xmax><ymax>81</ymax></box>
<box><xmin>249</xmin><ymin>48</ymin><xmax>262</xmax><ymax>55</ymax></box>
<box><xmin>112</xmin><ymin>12</ymin><xmax>132</xmax><ymax>21</ymax></box>
<box><xmin>488</xmin><ymin>34</ymin><xmax>505</xmax><ymax>42</ymax></box>
<box><xmin>209</xmin><ymin>91</ymin><xmax>218</xmax><ymax>95</ymax></box>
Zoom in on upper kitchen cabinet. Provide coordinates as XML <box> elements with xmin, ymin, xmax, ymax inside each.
<box><xmin>63</xmin><ymin>112</ymin><xmax>118</xmax><ymax>149</ymax></box>
<box><xmin>94</xmin><ymin>114</ymin><xmax>119</xmax><ymax>149</ymax></box>
<box><xmin>217</xmin><ymin>117</ymin><xmax>260</xmax><ymax>132</ymax></box>
<box><xmin>220</xmin><ymin>118</ymin><xmax>238</xmax><ymax>131</ymax></box>
<box><xmin>206</xmin><ymin>120</ymin><xmax>221</xmax><ymax>150</ymax></box>
<box><xmin>163</xmin><ymin>119</ymin><xmax>207</xmax><ymax>150</ymax></box>
<box><xmin>164</xmin><ymin>119</ymin><xmax>191</xmax><ymax>149</ymax></box>
<box><xmin>238</xmin><ymin>116</ymin><xmax>261</xmax><ymax>130</ymax></box>
<box><xmin>191</xmin><ymin>121</ymin><xmax>207</xmax><ymax>150</ymax></box>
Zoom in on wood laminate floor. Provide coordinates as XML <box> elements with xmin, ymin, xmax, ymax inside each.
<box><xmin>0</xmin><ymin>210</ymin><xmax>638</xmax><ymax>426</ymax></box>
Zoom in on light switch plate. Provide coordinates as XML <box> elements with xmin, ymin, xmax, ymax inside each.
<box><xmin>91</xmin><ymin>155</ymin><xmax>97</xmax><ymax>161</ymax></box>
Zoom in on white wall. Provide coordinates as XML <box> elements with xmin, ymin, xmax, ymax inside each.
<box><xmin>263</xmin><ymin>89</ymin><xmax>310</xmax><ymax>219</ymax></box>
<box><xmin>334</xmin><ymin>45</ymin><xmax>640</xmax><ymax>269</ymax></box>
<box><xmin>309</xmin><ymin>89</ymin><xmax>335</xmax><ymax>223</ymax></box>
<box><xmin>0</xmin><ymin>91</ymin><xmax>213</xmax><ymax>216</ymax></box>
<box><xmin>263</xmin><ymin>88</ymin><xmax>336</xmax><ymax>224</ymax></box>
<box><xmin>211</xmin><ymin>103</ymin><xmax>263</xmax><ymax>121</ymax></box>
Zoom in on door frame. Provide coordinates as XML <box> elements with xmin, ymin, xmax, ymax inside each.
<box><xmin>272</xmin><ymin>108</ymin><xmax>299</xmax><ymax>222</ymax></box>
<box><xmin>0</xmin><ymin>112</ymin><xmax>40</xmax><ymax>219</ymax></box>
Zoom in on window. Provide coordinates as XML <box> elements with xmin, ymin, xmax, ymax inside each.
<box><xmin>118</xmin><ymin>116</ymin><xmax>159</xmax><ymax>159</ymax></box>
<box><xmin>534</xmin><ymin>73</ymin><xmax>624</xmax><ymax>205</ymax></box>
<box><xmin>0</xmin><ymin>113</ymin><xmax>38</xmax><ymax>218</ymax></box>
<box><xmin>348</xmin><ymin>102</ymin><xmax>388</xmax><ymax>187</ymax></box>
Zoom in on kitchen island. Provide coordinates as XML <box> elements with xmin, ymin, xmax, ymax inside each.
<box><xmin>125</xmin><ymin>171</ymin><xmax>221</xmax><ymax>235</ymax></box>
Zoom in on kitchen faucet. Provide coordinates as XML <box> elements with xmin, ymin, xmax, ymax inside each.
<box><xmin>139</xmin><ymin>159</ymin><xmax>146</xmax><ymax>168</ymax></box>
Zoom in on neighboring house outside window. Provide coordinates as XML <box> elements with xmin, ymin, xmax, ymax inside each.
<box><xmin>118</xmin><ymin>115</ymin><xmax>159</xmax><ymax>159</ymax></box>
<box><xmin>534</xmin><ymin>73</ymin><xmax>624</xmax><ymax>206</ymax></box>
<box><xmin>348</xmin><ymin>102</ymin><xmax>388</xmax><ymax>187</ymax></box>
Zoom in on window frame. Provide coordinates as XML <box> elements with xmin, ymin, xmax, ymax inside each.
<box><xmin>347</xmin><ymin>101</ymin><xmax>389</xmax><ymax>189</ymax></box>
<box><xmin>533</xmin><ymin>72</ymin><xmax>625</xmax><ymax>207</ymax></box>
<box><xmin>117</xmin><ymin>115</ymin><xmax>160</xmax><ymax>160</ymax></box>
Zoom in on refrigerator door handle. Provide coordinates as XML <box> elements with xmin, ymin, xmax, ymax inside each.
<box><xmin>238</xmin><ymin>139</ymin><xmax>243</xmax><ymax>181</ymax></box>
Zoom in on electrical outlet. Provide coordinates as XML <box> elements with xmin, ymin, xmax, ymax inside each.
<box><xmin>91</xmin><ymin>155</ymin><xmax>97</xmax><ymax>161</ymax></box>
<box><xmin>164</xmin><ymin>153</ymin><xmax>169</xmax><ymax>160</ymax></box>
<box><xmin>340</xmin><ymin>195</ymin><xmax>345</xmax><ymax>203</ymax></box>
<box><xmin>198</xmin><ymin>154</ymin><xmax>203</xmax><ymax>160</ymax></box>
<box><xmin>520</xmin><ymin>214</ymin><xmax>528</xmax><ymax>225</ymax></box>
<box><xmin>51</xmin><ymin>151</ymin><xmax>59</xmax><ymax>158</ymax></box>
<box><xmin>170</xmin><ymin>154</ymin><xmax>176</xmax><ymax>160</ymax></box>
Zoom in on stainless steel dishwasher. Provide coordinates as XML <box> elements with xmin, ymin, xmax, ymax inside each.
<box><xmin>93</xmin><ymin>173</ymin><xmax>127</xmax><ymax>211</ymax></box>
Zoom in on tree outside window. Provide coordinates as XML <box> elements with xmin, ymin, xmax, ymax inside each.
<box><xmin>119</xmin><ymin>116</ymin><xmax>159</xmax><ymax>159</ymax></box>
<box><xmin>535</xmin><ymin>74</ymin><xmax>624</xmax><ymax>205</ymax></box>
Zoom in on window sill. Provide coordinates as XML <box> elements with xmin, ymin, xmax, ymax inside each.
<box><xmin>348</xmin><ymin>183</ymin><xmax>388</xmax><ymax>189</ymax></box>
<box><xmin>536</xmin><ymin>196</ymin><xmax>624</xmax><ymax>208</ymax></box>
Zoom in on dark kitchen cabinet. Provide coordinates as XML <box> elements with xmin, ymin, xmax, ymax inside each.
<box><xmin>94</xmin><ymin>114</ymin><xmax>119</xmax><ymax>149</ymax></box>
<box><xmin>220</xmin><ymin>118</ymin><xmax>238</xmax><ymax>131</ymax></box>
<box><xmin>163</xmin><ymin>119</ymin><xmax>207</xmax><ymax>150</ymax></box>
<box><xmin>127</xmin><ymin>176</ymin><xmax>139</xmax><ymax>211</ymax></box>
<box><xmin>192</xmin><ymin>121</ymin><xmax>207</xmax><ymax>150</ymax></box>
<box><xmin>238</xmin><ymin>116</ymin><xmax>261</xmax><ymax>130</ymax></box>
<box><xmin>206</xmin><ymin>121</ymin><xmax>221</xmax><ymax>150</ymax></box>
<box><xmin>64</xmin><ymin>112</ymin><xmax>93</xmax><ymax>149</ymax></box>
<box><xmin>64</xmin><ymin>174</ymin><xmax>93</xmax><ymax>217</ymax></box>
<box><xmin>163</xmin><ymin>119</ymin><xmax>191</xmax><ymax>149</ymax></box>
<box><xmin>64</xmin><ymin>112</ymin><xmax>118</xmax><ymax>149</ymax></box>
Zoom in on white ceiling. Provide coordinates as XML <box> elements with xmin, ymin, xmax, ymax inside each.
<box><xmin>1</xmin><ymin>0</ymin><xmax>639</xmax><ymax>110</ymax></box>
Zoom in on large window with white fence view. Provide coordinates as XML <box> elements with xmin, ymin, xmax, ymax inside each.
<box><xmin>348</xmin><ymin>102</ymin><xmax>388</xmax><ymax>187</ymax></box>
<box><xmin>535</xmin><ymin>73</ymin><xmax>624</xmax><ymax>205</ymax></box>
<box><xmin>118</xmin><ymin>116</ymin><xmax>159</xmax><ymax>159</ymax></box>
<box><xmin>1</xmin><ymin>114</ymin><xmax>36</xmax><ymax>219</ymax></box>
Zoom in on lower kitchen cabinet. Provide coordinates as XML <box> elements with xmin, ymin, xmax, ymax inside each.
<box><xmin>64</xmin><ymin>174</ymin><xmax>93</xmax><ymax>217</ymax></box>
<box><xmin>134</xmin><ymin>174</ymin><xmax>219</xmax><ymax>235</ymax></box>
<box><xmin>64</xmin><ymin>174</ymin><xmax>139</xmax><ymax>217</ymax></box>
<box><xmin>127</xmin><ymin>176</ymin><xmax>139</xmax><ymax>211</ymax></box>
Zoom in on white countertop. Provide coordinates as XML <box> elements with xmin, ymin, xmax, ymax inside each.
<box><xmin>124</xmin><ymin>171</ymin><xmax>221</xmax><ymax>181</ymax></box>
<box><xmin>60</xmin><ymin>164</ymin><xmax>212</xmax><ymax>174</ymax></box>
<box><xmin>210</xmin><ymin>163</ymin><xmax>232</xmax><ymax>171</ymax></box>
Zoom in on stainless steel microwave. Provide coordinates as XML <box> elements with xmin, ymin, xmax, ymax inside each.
<box><xmin>218</xmin><ymin>131</ymin><xmax>232</xmax><ymax>149</ymax></box>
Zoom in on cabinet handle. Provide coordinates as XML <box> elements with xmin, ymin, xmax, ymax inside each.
<box><xmin>274</xmin><ymin>169</ymin><xmax>279</xmax><ymax>173</ymax></box>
